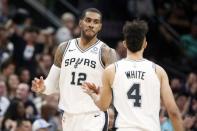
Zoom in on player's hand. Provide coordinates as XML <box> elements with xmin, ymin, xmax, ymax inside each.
<box><xmin>82</xmin><ymin>82</ymin><xmax>99</xmax><ymax>95</ymax></box>
<box><xmin>31</xmin><ymin>76</ymin><xmax>45</xmax><ymax>93</ymax></box>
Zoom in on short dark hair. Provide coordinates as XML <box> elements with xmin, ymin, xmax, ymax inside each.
<box><xmin>23</xmin><ymin>26</ymin><xmax>39</xmax><ymax>34</ymax></box>
<box><xmin>123</xmin><ymin>20</ymin><xmax>148</xmax><ymax>52</ymax></box>
<box><xmin>0</xmin><ymin>59</ymin><xmax>14</xmax><ymax>72</ymax></box>
<box><xmin>80</xmin><ymin>8</ymin><xmax>102</xmax><ymax>21</ymax></box>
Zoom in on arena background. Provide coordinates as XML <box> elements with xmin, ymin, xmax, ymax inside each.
<box><xmin>0</xmin><ymin>0</ymin><xmax>196</xmax><ymax>131</ymax></box>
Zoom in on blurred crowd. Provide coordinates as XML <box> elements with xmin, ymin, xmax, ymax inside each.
<box><xmin>0</xmin><ymin>0</ymin><xmax>196</xmax><ymax>131</ymax></box>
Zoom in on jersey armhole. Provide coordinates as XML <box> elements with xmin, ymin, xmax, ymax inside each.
<box><xmin>62</xmin><ymin>40</ymin><xmax>71</xmax><ymax>58</ymax></box>
<box><xmin>152</xmin><ymin>62</ymin><xmax>156</xmax><ymax>73</ymax></box>
<box><xmin>153</xmin><ymin>63</ymin><xmax>161</xmax><ymax>83</ymax></box>
<box><xmin>114</xmin><ymin>62</ymin><xmax>118</xmax><ymax>73</ymax></box>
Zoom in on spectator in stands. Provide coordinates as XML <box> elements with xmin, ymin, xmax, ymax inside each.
<box><xmin>15</xmin><ymin>83</ymin><xmax>38</xmax><ymax>121</ymax></box>
<box><xmin>170</xmin><ymin>78</ymin><xmax>183</xmax><ymax>95</ymax></box>
<box><xmin>16</xmin><ymin>119</ymin><xmax>32</xmax><ymax>131</ymax></box>
<box><xmin>41</xmin><ymin>104</ymin><xmax>58</xmax><ymax>131</ymax></box>
<box><xmin>18</xmin><ymin>67</ymin><xmax>31</xmax><ymax>84</ymax></box>
<box><xmin>181</xmin><ymin>17</ymin><xmax>197</xmax><ymax>67</ymax></box>
<box><xmin>37</xmin><ymin>54</ymin><xmax>53</xmax><ymax>77</ymax></box>
<box><xmin>6</xmin><ymin>74</ymin><xmax>19</xmax><ymax>99</ymax></box>
<box><xmin>0</xmin><ymin>0</ymin><xmax>9</xmax><ymax>23</ymax></box>
<box><xmin>55</xmin><ymin>12</ymin><xmax>75</xmax><ymax>43</ymax></box>
<box><xmin>32</xmin><ymin>118</ymin><xmax>51</xmax><ymax>131</ymax></box>
<box><xmin>38</xmin><ymin>27</ymin><xmax>57</xmax><ymax>55</ymax></box>
<box><xmin>175</xmin><ymin>92</ymin><xmax>189</xmax><ymax>115</ymax></box>
<box><xmin>189</xmin><ymin>82</ymin><xmax>197</xmax><ymax>98</ymax></box>
<box><xmin>115</xmin><ymin>40</ymin><xmax>126</xmax><ymax>60</ymax></box>
<box><xmin>43</xmin><ymin>94</ymin><xmax>62</xmax><ymax>131</ymax></box>
<box><xmin>183</xmin><ymin>114</ymin><xmax>196</xmax><ymax>131</ymax></box>
<box><xmin>184</xmin><ymin>72</ymin><xmax>197</xmax><ymax>94</ymax></box>
<box><xmin>0</xmin><ymin>60</ymin><xmax>15</xmax><ymax>81</ymax></box>
<box><xmin>0</xmin><ymin>25</ymin><xmax>14</xmax><ymax>65</ymax></box>
<box><xmin>0</xmin><ymin>80</ymin><xmax>9</xmax><ymax>114</ymax></box>
<box><xmin>0</xmin><ymin>80</ymin><xmax>10</xmax><ymax>128</ymax></box>
<box><xmin>189</xmin><ymin>96</ymin><xmax>197</xmax><ymax>115</ymax></box>
<box><xmin>20</xmin><ymin>27</ymin><xmax>41</xmax><ymax>78</ymax></box>
<box><xmin>127</xmin><ymin>0</ymin><xmax>155</xmax><ymax>19</ymax></box>
<box><xmin>2</xmin><ymin>118</ymin><xmax>17</xmax><ymax>131</ymax></box>
<box><xmin>62</xmin><ymin>12</ymin><xmax>76</xmax><ymax>33</ymax></box>
<box><xmin>0</xmin><ymin>1</ymin><xmax>196</xmax><ymax>131</ymax></box>
<box><xmin>6</xmin><ymin>8</ymin><xmax>31</xmax><ymax>37</ymax></box>
<box><xmin>1</xmin><ymin>99</ymin><xmax>26</xmax><ymax>131</ymax></box>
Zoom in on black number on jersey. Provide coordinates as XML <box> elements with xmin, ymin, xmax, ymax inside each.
<box><xmin>127</xmin><ymin>83</ymin><xmax>141</xmax><ymax>107</ymax></box>
<box><xmin>71</xmin><ymin>72</ymin><xmax>87</xmax><ymax>85</ymax></box>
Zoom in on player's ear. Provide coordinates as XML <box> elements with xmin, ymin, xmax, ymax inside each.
<box><xmin>123</xmin><ymin>40</ymin><xmax>127</xmax><ymax>48</ymax></box>
<box><xmin>79</xmin><ymin>20</ymin><xmax>82</xmax><ymax>28</ymax></box>
<box><xmin>98</xmin><ymin>22</ymin><xmax>102</xmax><ymax>32</ymax></box>
<box><xmin>99</xmin><ymin>23</ymin><xmax>102</xmax><ymax>31</ymax></box>
<box><xmin>142</xmin><ymin>38</ymin><xmax>147</xmax><ymax>49</ymax></box>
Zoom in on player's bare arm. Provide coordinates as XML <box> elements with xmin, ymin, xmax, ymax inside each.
<box><xmin>156</xmin><ymin>65</ymin><xmax>184</xmax><ymax>131</ymax></box>
<box><xmin>82</xmin><ymin>64</ymin><xmax>115</xmax><ymax>111</ymax></box>
<box><xmin>101</xmin><ymin>44</ymin><xmax>117</xmax><ymax>67</ymax></box>
<box><xmin>32</xmin><ymin>42</ymin><xmax>68</xmax><ymax>94</ymax></box>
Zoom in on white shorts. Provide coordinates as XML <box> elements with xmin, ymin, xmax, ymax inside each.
<box><xmin>116</xmin><ymin>127</ymin><xmax>156</xmax><ymax>131</ymax></box>
<box><xmin>62</xmin><ymin>111</ymin><xmax>108</xmax><ymax>131</ymax></box>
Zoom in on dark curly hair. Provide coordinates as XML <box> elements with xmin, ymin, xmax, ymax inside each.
<box><xmin>123</xmin><ymin>20</ymin><xmax>148</xmax><ymax>52</ymax></box>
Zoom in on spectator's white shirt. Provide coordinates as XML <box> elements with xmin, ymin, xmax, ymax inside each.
<box><xmin>56</xmin><ymin>27</ymin><xmax>72</xmax><ymax>43</ymax></box>
<box><xmin>0</xmin><ymin>96</ymin><xmax>10</xmax><ymax>116</ymax></box>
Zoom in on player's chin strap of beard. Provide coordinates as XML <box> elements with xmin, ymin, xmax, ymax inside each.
<box><xmin>43</xmin><ymin>64</ymin><xmax>61</xmax><ymax>95</ymax></box>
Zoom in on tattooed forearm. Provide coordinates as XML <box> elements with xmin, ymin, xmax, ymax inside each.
<box><xmin>101</xmin><ymin>44</ymin><xmax>118</xmax><ymax>68</ymax></box>
<box><xmin>54</xmin><ymin>42</ymin><xmax>68</xmax><ymax>67</ymax></box>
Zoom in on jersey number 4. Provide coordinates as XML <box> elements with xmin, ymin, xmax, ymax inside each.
<box><xmin>70</xmin><ymin>72</ymin><xmax>87</xmax><ymax>85</ymax></box>
<box><xmin>127</xmin><ymin>83</ymin><xmax>141</xmax><ymax>107</ymax></box>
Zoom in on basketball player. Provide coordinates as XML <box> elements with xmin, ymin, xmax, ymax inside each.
<box><xmin>82</xmin><ymin>20</ymin><xmax>184</xmax><ymax>131</ymax></box>
<box><xmin>31</xmin><ymin>8</ymin><xmax>117</xmax><ymax>131</ymax></box>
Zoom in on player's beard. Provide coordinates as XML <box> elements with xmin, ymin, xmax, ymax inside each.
<box><xmin>81</xmin><ymin>30</ymin><xmax>97</xmax><ymax>41</ymax></box>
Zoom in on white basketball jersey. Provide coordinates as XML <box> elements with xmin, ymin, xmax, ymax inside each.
<box><xmin>112</xmin><ymin>59</ymin><xmax>161</xmax><ymax>131</ymax></box>
<box><xmin>59</xmin><ymin>38</ymin><xmax>104</xmax><ymax>113</ymax></box>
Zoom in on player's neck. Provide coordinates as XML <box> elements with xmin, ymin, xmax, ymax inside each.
<box><xmin>126</xmin><ymin>50</ymin><xmax>144</xmax><ymax>61</ymax></box>
<box><xmin>79</xmin><ymin>36</ymin><xmax>98</xmax><ymax>48</ymax></box>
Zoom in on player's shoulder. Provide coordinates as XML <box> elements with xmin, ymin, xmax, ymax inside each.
<box><xmin>100</xmin><ymin>42</ymin><xmax>116</xmax><ymax>58</ymax></box>
<box><xmin>155</xmin><ymin>64</ymin><xmax>168</xmax><ymax>81</ymax></box>
<box><xmin>54</xmin><ymin>40</ymin><xmax>71</xmax><ymax>67</ymax></box>
<box><xmin>155</xmin><ymin>64</ymin><xmax>166</xmax><ymax>74</ymax></box>
<box><xmin>58</xmin><ymin>41</ymin><xmax>69</xmax><ymax>49</ymax></box>
<box><xmin>99</xmin><ymin>41</ymin><xmax>117</xmax><ymax>67</ymax></box>
<box><xmin>104</xmin><ymin>63</ymin><xmax>116</xmax><ymax>84</ymax></box>
<box><xmin>100</xmin><ymin>42</ymin><xmax>112</xmax><ymax>52</ymax></box>
<box><xmin>57</xmin><ymin>38</ymin><xmax>76</xmax><ymax>51</ymax></box>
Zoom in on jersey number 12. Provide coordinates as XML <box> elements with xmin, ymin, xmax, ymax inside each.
<box><xmin>70</xmin><ymin>72</ymin><xmax>87</xmax><ymax>85</ymax></box>
<box><xmin>127</xmin><ymin>83</ymin><xmax>141</xmax><ymax>107</ymax></box>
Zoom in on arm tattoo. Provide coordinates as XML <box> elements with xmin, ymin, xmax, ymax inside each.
<box><xmin>101</xmin><ymin>44</ymin><xmax>118</xmax><ymax>68</ymax></box>
<box><xmin>108</xmin><ymin>48</ymin><xmax>117</xmax><ymax>64</ymax></box>
<box><xmin>54</xmin><ymin>42</ymin><xmax>68</xmax><ymax>67</ymax></box>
